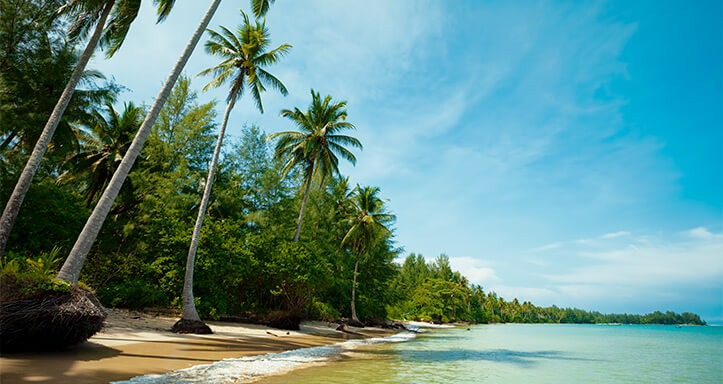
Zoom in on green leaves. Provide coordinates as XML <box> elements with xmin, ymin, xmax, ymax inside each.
<box><xmin>251</xmin><ymin>0</ymin><xmax>275</xmax><ymax>18</ymax></box>
<box><xmin>269</xmin><ymin>90</ymin><xmax>362</xmax><ymax>187</ymax></box>
<box><xmin>199</xmin><ymin>11</ymin><xmax>291</xmax><ymax>110</ymax></box>
<box><xmin>341</xmin><ymin>185</ymin><xmax>395</xmax><ymax>252</ymax></box>
<box><xmin>57</xmin><ymin>102</ymin><xmax>143</xmax><ymax>206</ymax></box>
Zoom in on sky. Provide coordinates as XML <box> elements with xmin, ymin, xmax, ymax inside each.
<box><xmin>87</xmin><ymin>0</ymin><xmax>723</xmax><ymax>322</ymax></box>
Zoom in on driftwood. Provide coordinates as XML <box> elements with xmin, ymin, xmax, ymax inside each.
<box><xmin>0</xmin><ymin>286</ymin><xmax>107</xmax><ymax>352</ymax></box>
<box><xmin>335</xmin><ymin>323</ymin><xmax>363</xmax><ymax>336</ymax></box>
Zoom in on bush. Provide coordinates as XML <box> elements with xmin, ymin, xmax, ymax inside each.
<box><xmin>311</xmin><ymin>300</ymin><xmax>340</xmax><ymax>321</ymax></box>
<box><xmin>96</xmin><ymin>279</ymin><xmax>166</xmax><ymax>309</ymax></box>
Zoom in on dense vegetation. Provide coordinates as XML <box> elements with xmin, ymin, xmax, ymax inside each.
<box><xmin>390</xmin><ymin>254</ymin><xmax>705</xmax><ymax>325</ymax></box>
<box><xmin>0</xmin><ymin>0</ymin><xmax>705</xmax><ymax>329</ymax></box>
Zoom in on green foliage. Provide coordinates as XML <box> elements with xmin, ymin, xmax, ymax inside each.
<box><xmin>265</xmin><ymin>240</ymin><xmax>330</xmax><ymax>312</ymax></box>
<box><xmin>0</xmin><ymin>247</ymin><xmax>70</xmax><ymax>301</ymax></box>
<box><xmin>97</xmin><ymin>279</ymin><xmax>166</xmax><ymax>309</ymax></box>
<box><xmin>270</xmin><ymin>90</ymin><xmax>362</xmax><ymax>183</ymax></box>
<box><xmin>311</xmin><ymin>300</ymin><xmax>340</xmax><ymax>321</ymax></box>
<box><xmin>198</xmin><ymin>12</ymin><xmax>291</xmax><ymax>111</ymax></box>
<box><xmin>0</xmin><ymin>11</ymin><xmax>705</xmax><ymax>326</ymax></box>
<box><xmin>58</xmin><ymin>102</ymin><xmax>144</xmax><ymax>206</ymax></box>
<box><xmin>387</xmin><ymin>253</ymin><xmax>706</xmax><ymax>325</ymax></box>
<box><xmin>0</xmin><ymin>0</ymin><xmax>118</xmax><ymax>161</ymax></box>
<box><xmin>0</xmin><ymin>177</ymin><xmax>89</xmax><ymax>255</ymax></box>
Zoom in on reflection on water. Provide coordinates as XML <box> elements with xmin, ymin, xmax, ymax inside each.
<box><xmin>378</xmin><ymin>348</ymin><xmax>595</xmax><ymax>365</ymax></box>
<box><xmin>261</xmin><ymin>324</ymin><xmax>723</xmax><ymax>384</ymax></box>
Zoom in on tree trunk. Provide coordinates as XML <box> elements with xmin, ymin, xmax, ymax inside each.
<box><xmin>57</xmin><ymin>0</ymin><xmax>223</xmax><ymax>284</ymax></box>
<box><xmin>0</xmin><ymin>0</ymin><xmax>116</xmax><ymax>258</ymax></box>
<box><xmin>351</xmin><ymin>257</ymin><xmax>360</xmax><ymax>321</ymax></box>
<box><xmin>180</xmin><ymin>99</ymin><xmax>233</xmax><ymax>323</ymax></box>
<box><xmin>292</xmin><ymin>164</ymin><xmax>314</xmax><ymax>242</ymax></box>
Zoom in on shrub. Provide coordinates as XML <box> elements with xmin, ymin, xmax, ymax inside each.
<box><xmin>96</xmin><ymin>279</ymin><xmax>166</xmax><ymax>309</ymax></box>
<box><xmin>311</xmin><ymin>300</ymin><xmax>340</xmax><ymax>321</ymax></box>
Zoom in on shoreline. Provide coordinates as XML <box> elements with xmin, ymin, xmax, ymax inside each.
<box><xmin>0</xmin><ymin>309</ymin><xmax>395</xmax><ymax>384</ymax></box>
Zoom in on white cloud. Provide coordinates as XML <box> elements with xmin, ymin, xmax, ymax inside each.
<box><xmin>686</xmin><ymin>227</ymin><xmax>716</xmax><ymax>239</ymax></box>
<box><xmin>532</xmin><ymin>242</ymin><xmax>565</xmax><ymax>252</ymax></box>
<box><xmin>545</xmin><ymin>229</ymin><xmax>723</xmax><ymax>288</ymax></box>
<box><xmin>445</xmin><ymin>256</ymin><xmax>498</xmax><ymax>286</ymax></box>
<box><xmin>601</xmin><ymin>231</ymin><xmax>631</xmax><ymax>239</ymax></box>
<box><xmin>490</xmin><ymin>285</ymin><xmax>558</xmax><ymax>303</ymax></box>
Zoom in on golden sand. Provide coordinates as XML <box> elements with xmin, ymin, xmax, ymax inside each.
<box><xmin>0</xmin><ymin>309</ymin><xmax>393</xmax><ymax>383</ymax></box>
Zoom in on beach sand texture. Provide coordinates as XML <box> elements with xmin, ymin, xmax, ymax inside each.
<box><xmin>0</xmin><ymin>309</ymin><xmax>392</xmax><ymax>383</ymax></box>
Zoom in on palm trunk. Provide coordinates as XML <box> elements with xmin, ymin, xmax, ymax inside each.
<box><xmin>350</xmin><ymin>251</ymin><xmax>361</xmax><ymax>321</ymax></box>
<box><xmin>0</xmin><ymin>0</ymin><xmax>116</xmax><ymax>258</ymax></box>
<box><xmin>57</xmin><ymin>0</ymin><xmax>222</xmax><ymax>284</ymax></box>
<box><xmin>180</xmin><ymin>99</ymin><xmax>233</xmax><ymax>322</ymax></box>
<box><xmin>292</xmin><ymin>163</ymin><xmax>314</xmax><ymax>242</ymax></box>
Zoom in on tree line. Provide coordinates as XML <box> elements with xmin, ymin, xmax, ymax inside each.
<box><xmin>390</xmin><ymin>254</ymin><xmax>705</xmax><ymax>325</ymax></box>
<box><xmin>0</xmin><ymin>0</ymin><xmax>705</xmax><ymax>330</ymax></box>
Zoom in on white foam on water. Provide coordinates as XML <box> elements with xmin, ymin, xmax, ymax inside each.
<box><xmin>402</xmin><ymin>321</ymin><xmax>455</xmax><ymax>330</ymax></box>
<box><xmin>111</xmin><ymin>331</ymin><xmax>416</xmax><ymax>384</ymax></box>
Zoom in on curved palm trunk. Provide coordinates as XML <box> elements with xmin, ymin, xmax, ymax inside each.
<box><xmin>0</xmin><ymin>0</ymin><xmax>116</xmax><ymax>258</ymax></box>
<box><xmin>293</xmin><ymin>163</ymin><xmax>314</xmax><ymax>242</ymax></box>
<box><xmin>180</xmin><ymin>100</ymin><xmax>233</xmax><ymax>324</ymax></box>
<box><xmin>350</xmin><ymin>256</ymin><xmax>360</xmax><ymax>321</ymax></box>
<box><xmin>57</xmin><ymin>0</ymin><xmax>223</xmax><ymax>284</ymax></box>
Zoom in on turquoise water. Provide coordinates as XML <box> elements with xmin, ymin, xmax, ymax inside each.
<box><xmin>262</xmin><ymin>324</ymin><xmax>723</xmax><ymax>383</ymax></box>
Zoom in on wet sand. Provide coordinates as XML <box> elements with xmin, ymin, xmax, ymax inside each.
<box><xmin>0</xmin><ymin>309</ymin><xmax>393</xmax><ymax>383</ymax></box>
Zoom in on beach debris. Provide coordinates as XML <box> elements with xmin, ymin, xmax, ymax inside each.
<box><xmin>266</xmin><ymin>331</ymin><xmax>279</xmax><ymax>337</ymax></box>
<box><xmin>0</xmin><ymin>285</ymin><xmax>107</xmax><ymax>351</ymax></box>
<box><xmin>336</xmin><ymin>323</ymin><xmax>364</xmax><ymax>336</ymax></box>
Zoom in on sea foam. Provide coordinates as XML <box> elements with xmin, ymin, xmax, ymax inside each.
<box><xmin>111</xmin><ymin>331</ymin><xmax>416</xmax><ymax>384</ymax></box>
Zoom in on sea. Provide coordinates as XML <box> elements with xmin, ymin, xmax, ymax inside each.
<box><xmin>115</xmin><ymin>324</ymin><xmax>723</xmax><ymax>384</ymax></box>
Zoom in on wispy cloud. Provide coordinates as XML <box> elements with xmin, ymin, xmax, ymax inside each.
<box><xmin>503</xmin><ymin>228</ymin><xmax>723</xmax><ymax>317</ymax></box>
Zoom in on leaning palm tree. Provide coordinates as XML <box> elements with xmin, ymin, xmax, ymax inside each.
<box><xmin>0</xmin><ymin>0</ymin><xmax>175</xmax><ymax>257</ymax></box>
<box><xmin>58</xmin><ymin>102</ymin><xmax>143</xmax><ymax>207</ymax></box>
<box><xmin>171</xmin><ymin>12</ymin><xmax>291</xmax><ymax>334</ymax></box>
<box><xmin>57</xmin><ymin>0</ymin><xmax>224</xmax><ymax>285</ymax></box>
<box><xmin>268</xmin><ymin>90</ymin><xmax>362</xmax><ymax>242</ymax></box>
<box><xmin>341</xmin><ymin>186</ymin><xmax>395</xmax><ymax>322</ymax></box>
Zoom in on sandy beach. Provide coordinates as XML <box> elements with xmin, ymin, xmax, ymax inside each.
<box><xmin>0</xmin><ymin>309</ymin><xmax>394</xmax><ymax>383</ymax></box>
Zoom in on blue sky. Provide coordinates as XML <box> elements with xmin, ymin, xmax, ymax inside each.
<box><xmin>88</xmin><ymin>0</ymin><xmax>723</xmax><ymax>322</ymax></box>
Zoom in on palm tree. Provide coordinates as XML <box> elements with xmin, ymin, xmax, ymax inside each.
<box><xmin>341</xmin><ymin>186</ymin><xmax>395</xmax><ymax>322</ymax></box>
<box><xmin>57</xmin><ymin>0</ymin><xmax>223</xmax><ymax>285</ymax></box>
<box><xmin>268</xmin><ymin>90</ymin><xmax>362</xmax><ymax>242</ymax></box>
<box><xmin>172</xmin><ymin>12</ymin><xmax>291</xmax><ymax>334</ymax></box>
<box><xmin>57</xmin><ymin>102</ymin><xmax>143</xmax><ymax>206</ymax></box>
<box><xmin>0</xmin><ymin>0</ymin><xmax>174</xmax><ymax>257</ymax></box>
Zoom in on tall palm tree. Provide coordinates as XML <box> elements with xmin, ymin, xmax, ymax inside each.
<box><xmin>268</xmin><ymin>90</ymin><xmax>362</xmax><ymax>242</ymax></box>
<box><xmin>341</xmin><ymin>186</ymin><xmax>395</xmax><ymax>322</ymax></box>
<box><xmin>57</xmin><ymin>0</ymin><xmax>223</xmax><ymax>285</ymax></box>
<box><xmin>57</xmin><ymin>102</ymin><xmax>143</xmax><ymax>206</ymax></box>
<box><xmin>0</xmin><ymin>0</ymin><xmax>174</xmax><ymax>257</ymax></box>
<box><xmin>172</xmin><ymin>12</ymin><xmax>290</xmax><ymax>334</ymax></box>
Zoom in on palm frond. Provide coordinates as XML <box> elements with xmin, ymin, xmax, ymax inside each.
<box><xmin>153</xmin><ymin>0</ymin><xmax>176</xmax><ymax>23</ymax></box>
<box><xmin>251</xmin><ymin>0</ymin><xmax>275</xmax><ymax>17</ymax></box>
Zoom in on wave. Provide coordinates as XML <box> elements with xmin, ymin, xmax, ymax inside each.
<box><xmin>110</xmin><ymin>331</ymin><xmax>416</xmax><ymax>384</ymax></box>
<box><xmin>403</xmin><ymin>321</ymin><xmax>455</xmax><ymax>330</ymax></box>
